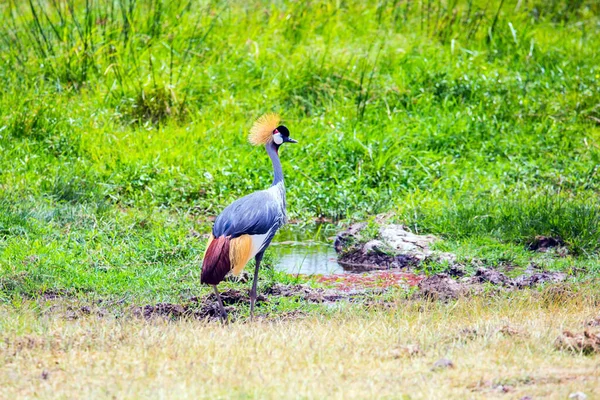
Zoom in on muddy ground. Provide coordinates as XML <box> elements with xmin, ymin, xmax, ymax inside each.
<box><xmin>36</xmin><ymin>224</ymin><xmax>575</xmax><ymax>322</ymax></box>
<box><xmin>132</xmin><ymin>283</ymin><xmax>371</xmax><ymax>321</ymax></box>
<box><xmin>128</xmin><ymin>264</ymin><xmax>568</xmax><ymax>321</ymax></box>
<box><xmin>328</xmin><ymin>222</ymin><xmax>569</xmax><ymax>301</ymax></box>
<box><xmin>122</xmin><ymin>223</ymin><xmax>572</xmax><ymax>321</ymax></box>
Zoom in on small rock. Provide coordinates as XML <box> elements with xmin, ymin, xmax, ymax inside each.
<box><xmin>335</xmin><ymin>223</ymin><xmax>455</xmax><ymax>269</ymax></box>
<box><xmin>586</xmin><ymin>316</ymin><xmax>600</xmax><ymax>327</ymax></box>
<box><xmin>379</xmin><ymin>224</ymin><xmax>437</xmax><ymax>254</ymax></box>
<box><xmin>431</xmin><ymin>358</ymin><xmax>454</xmax><ymax>370</ymax></box>
<box><xmin>519</xmin><ymin>396</ymin><xmax>533</xmax><ymax>400</ymax></box>
<box><xmin>569</xmin><ymin>392</ymin><xmax>587</xmax><ymax>400</ymax></box>
<box><xmin>41</xmin><ymin>370</ymin><xmax>49</xmax><ymax>380</ymax></box>
<box><xmin>494</xmin><ymin>384</ymin><xmax>513</xmax><ymax>393</ymax></box>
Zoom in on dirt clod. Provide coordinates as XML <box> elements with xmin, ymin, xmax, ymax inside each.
<box><xmin>136</xmin><ymin>303</ymin><xmax>187</xmax><ymax>319</ymax></box>
<box><xmin>555</xmin><ymin>330</ymin><xmax>600</xmax><ymax>355</ymax></box>
<box><xmin>528</xmin><ymin>235</ymin><xmax>564</xmax><ymax>252</ymax></box>
<box><xmin>586</xmin><ymin>316</ymin><xmax>600</xmax><ymax>327</ymax></box>
<box><xmin>135</xmin><ymin>285</ymin><xmax>372</xmax><ymax>321</ymax></box>
<box><xmin>471</xmin><ymin>268</ymin><xmax>510</xmax><ymax>285</ymax></box>
<box><xmin>499</xmin><ymin>325</ymin><xmax>525</xmax><ymax>337</ymax></box>
<box><xmin>266</xmin><ymin>283</ymin><xmax>358</xmax><ymax>303</ymax></box>
<box><xmin>390</xmin><ymin>344</ymin><xmax>423</xmax><ymax>359</ymax></box>
<box><xmin>458</xmin><ymin>327</ymin><xmax>480</xmax><ymax>341</ymax></box>
<box><xmin>432</xmin><ymin>358</ymin><xmax>454</xmax><ymax>370</ymax></box>
<box><xmin>446</xmin><ymin>264</ymin><xmax>466</xmax><ymax>277</ymax></box>
<box><xmin>418</xmin><ymin>274</ymin><xmax>468</xmax><ymax>301</ymax></box>
<box><xmin>513</xmin><ymin>271</ymin><xmax>567</xmax><ymax>288</ymax></box>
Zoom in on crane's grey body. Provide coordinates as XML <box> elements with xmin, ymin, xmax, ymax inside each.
<box><xmin>213</xmin><ymin>182</ymin><xmax>286</xmax><ymax>257</ymax></box>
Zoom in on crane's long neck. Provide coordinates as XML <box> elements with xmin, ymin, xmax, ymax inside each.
<box><xmin>266</xmin><ymin>142</ymin><xmax>284</xmax><ymax>187</ymax></box>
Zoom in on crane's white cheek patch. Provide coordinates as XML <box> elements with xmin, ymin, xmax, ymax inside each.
<box><xmin>273</xmin><ymin>133</ymin><xmax>283</xmax><ymax>145</ymax></box>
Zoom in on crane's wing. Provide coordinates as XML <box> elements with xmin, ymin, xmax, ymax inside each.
<box><xmin>212</xmin><ymin>189</ymin><xmax>283</xmax><ymax>239</ymax></box>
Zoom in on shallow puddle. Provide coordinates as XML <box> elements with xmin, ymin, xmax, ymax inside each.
<box><xmin>270</xmin><ymin>223</ymin><xmax>345</xmax><ymax>275</ymax></box>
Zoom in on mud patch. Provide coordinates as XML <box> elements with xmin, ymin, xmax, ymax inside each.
<box><xmin>315</xmin><ymin>271</ymin><xmax>424</xmax><ymax>291</ymax></box>
<box><xmin>337</xmin><ymin>252</ymin><xmax>420</xmax><ymax>272</ymax></box>
<box><xmin>470</xmin><ymin>375</ymin><xmax>581</xmax><ymax>395</ymax></box>
<box><xmin>415</xmin><ymin>268</ymin><xmax>568</xmax><ymax>300</ymax></box>
<box><xmin>134</xmin><ymin>289</ymin><xmax>268</xmax><ymax>320</ymax></box>
<box><xmin>134</xmin><ymin>285</ymin><xmax>376</xmax><ymax>321</ymax></box>
<box><xmin>513</xmin><ymin>271</ymin><xmax>567</xmax><ymax>288</ymax></box>
<box><xmin>264</xmin><ymin>283</ymin><xmax>360</xmax><ymax>303</ymax></box>
<box><xmin>555</xmin><ymin>330</ymin><xmax>600</xmax><ymax>355</ymax></box>
<box><xmin>37</xmin><ymin>289</ymin><xmax>74</xmax><ymax>300</ymax></box>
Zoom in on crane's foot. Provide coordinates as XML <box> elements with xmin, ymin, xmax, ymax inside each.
<box><xmin>212</xmin><ymin>285</ymin><xmax>228</xmax><ymax>323</ymax></box>
<box><xmin>220</xmin><ymin>310</ymin><xmax>228</xmax><ymax>323</ymax></box>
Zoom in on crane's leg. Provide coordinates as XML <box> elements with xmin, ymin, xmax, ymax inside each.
<box><xmin>212</xmin><ymin>285</ymin><xmax>227</xmax><ymax>322</ymax></box>
<box><xmin>250</xmin><ymin>252</ymin><xmax>264</xmax><ymax>320</ymax></box>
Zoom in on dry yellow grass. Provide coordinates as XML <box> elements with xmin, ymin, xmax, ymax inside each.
<box><xmin>1</xmin><ymin>289</ymin><xmax>599</xmax><ymax>399</ymax></box>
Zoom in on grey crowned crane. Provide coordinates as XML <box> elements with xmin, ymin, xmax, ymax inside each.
<box><xmin>201</xmin><ymin>114</ymin><xmax>297</xmax><ymax>320</ymax></box>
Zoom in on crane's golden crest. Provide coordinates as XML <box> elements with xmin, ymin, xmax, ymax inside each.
<box><xmin>248</xmin><ymin>113</ymin><xmax>281</xmax><ymax>146</ymax></box>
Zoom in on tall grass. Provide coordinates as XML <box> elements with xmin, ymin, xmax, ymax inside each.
<box><xmin>398</xmin><ymin>192</ymin><xmax>600</xmax><ymax>255</ymax></box>
<box><xmin>0</xmin><ymin>0</ymin><xmax>599</xmax><ymax>297</ymax></box>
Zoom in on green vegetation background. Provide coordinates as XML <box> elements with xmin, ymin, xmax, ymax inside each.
<box><xmin>0</xmin><ymin>0</ymin><xmax>599</xmax><ymax>303</ymax></box>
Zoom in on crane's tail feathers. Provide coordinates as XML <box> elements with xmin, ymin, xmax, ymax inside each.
<box><xmin>201</xmin><ymin>236</ymin><xmax>231</xmax><ymax>285</ymax></box>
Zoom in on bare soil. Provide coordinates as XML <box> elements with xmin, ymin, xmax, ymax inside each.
<box><xmin>416</xmin><ymin>267</ymin><xmax>567</xmax><ymax>301</ymax></box>
<box><xmin>555</xmin><ymin>330</ymin><xmax>600</xmax><ymax>355</ymax></box>
<box><xmin>132</xmin><ymin>284</ymin><xmax>375</xmax><ymax>321</ymax></box>
<box><xmin>131</xmin><ymin>265</ymin><xmax>570</xmax><ymax>321</ymax></box>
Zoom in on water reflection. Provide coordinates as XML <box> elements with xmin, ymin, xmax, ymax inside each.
<box><xmin>270</xmin><ymin>223</ymin><xmax>346</xmax><ymax>275</ymax></box>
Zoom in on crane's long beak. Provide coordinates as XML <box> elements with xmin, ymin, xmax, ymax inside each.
<box><xmin>285</xmin><ymin>137</ymin><xmax>298</xmax><ymax>143</ymax></box>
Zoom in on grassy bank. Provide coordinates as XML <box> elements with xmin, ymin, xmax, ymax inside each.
<box><xmin>1</xmin><ymin>0</ymin><xmax>600</xmax><ymax>298</ymax></box>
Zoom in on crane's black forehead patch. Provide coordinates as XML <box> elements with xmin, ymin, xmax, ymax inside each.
<box><xmin>275</xmin><ymin>125</ymin><xmax>290</xmax><ymax>137</ymax></box>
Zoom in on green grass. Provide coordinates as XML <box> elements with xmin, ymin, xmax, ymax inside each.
<box><xmin>0</xmin><ymin>0</ymin><xmax>600</xmax><ymax>302</ymax></box>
